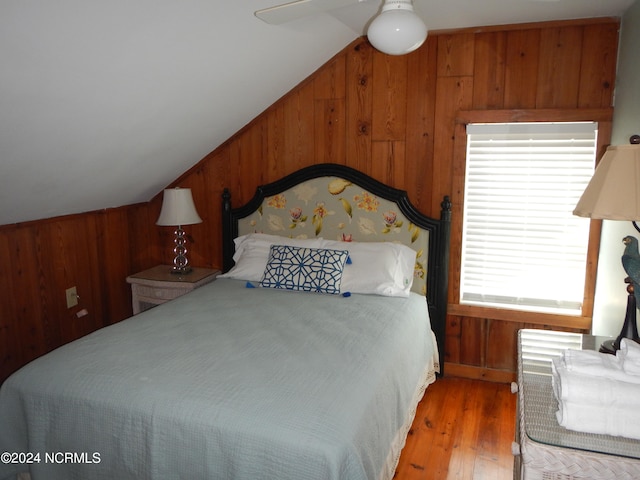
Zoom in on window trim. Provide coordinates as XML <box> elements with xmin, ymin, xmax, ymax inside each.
<box><xmin>449</xmin><ymin>108</ymin><xmax>612</xmax><ymax>328</ymax></box>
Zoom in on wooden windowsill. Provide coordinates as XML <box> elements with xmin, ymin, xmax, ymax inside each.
<box><xmin>447</xmin><ymin>303</ymin><xmax>592</xmax><ymax>330</ymax></box>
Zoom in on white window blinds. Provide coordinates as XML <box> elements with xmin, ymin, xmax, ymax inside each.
<box><xmin>460</xmin><ymin>122</ymin><xmax>597</xmax><ymax>315</ymax></box>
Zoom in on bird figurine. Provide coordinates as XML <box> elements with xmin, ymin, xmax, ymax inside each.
<box><xmin>616</xmin><ymin>235</ymin><xmax>640</xmax><ymax>349</ymax></box>
<box><xmin>599</xmin><ymin>236</ymin><xmax>640</xmax><ymax>353</ymax></box>
<box><xmin>622</xmin><ymin>235</ymin><xmax>640</xmax><ymax>310</ymax></box>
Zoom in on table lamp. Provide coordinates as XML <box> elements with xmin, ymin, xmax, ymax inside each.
<box><xmin>156</xmin><ymin>187</ymin><xmax>202</xmax><ymax>274</ymax></box>
<box><xmin>573</xmin><ymin>135</ymin><xmax>640</xmax><ymax>352</ymax></box>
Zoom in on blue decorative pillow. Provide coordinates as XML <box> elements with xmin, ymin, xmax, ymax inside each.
<box><xmin>260</xmin><ymin>245</ymin><xmax>349</xmax><ymax>294</ymax></box>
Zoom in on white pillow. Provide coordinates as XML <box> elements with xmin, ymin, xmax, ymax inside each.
<box><xmin>322</xmin><ymin>240</ymin><xmax>417</xmax><ymax>297</ymax></box>
<box><xmin>220</xmin><ymin>233</ymin><xmax>325</xmax><ymax>281</ymax></box>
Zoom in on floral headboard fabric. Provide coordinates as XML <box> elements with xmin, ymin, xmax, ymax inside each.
<box><xmin>236</xmin><ymin>176</ymin><xmax>430</xmax><ymax>296</ymax></box>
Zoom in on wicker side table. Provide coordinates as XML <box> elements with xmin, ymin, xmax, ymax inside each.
<box><xmin>514</xmin><ymin>329</ymin><xmax>640</xmax><ymax>480</ymax></box>
<box><xmin>126</xmin><ymin>265</ymin><xmax>219</xmax><ymax>314</ymax></box>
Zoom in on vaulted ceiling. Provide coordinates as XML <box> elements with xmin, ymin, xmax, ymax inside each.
<box><xmin>0</xmin><ymin>0</ymin><xmax>634</xmax><ymax>225</ymax></box>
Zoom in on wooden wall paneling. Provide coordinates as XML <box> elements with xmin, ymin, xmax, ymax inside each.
<box><xmin>372</xmin><ymin>53</ymin><xmax>408</xmax><ymax>141</ymax></box>
<box><xmin>485</xmin><ymin>319</ymin><xmax>522</xmax><ymax>371</ymax></box>
<box><xmin>199</xmin><ymin>151</ymin><xmax>229</xmax><ymax>268</ymax></box>
<box><xmin>6</xmin><ymin>226</ymin><xmax>47</xmax><ymax>375</ymax></box>
<box><xmin>0</xmin><ymin>230</ymin><xmax>21</xmax><ymax>380</ymax></box>
<box><xmin>313</xmin><ymin>53</ymin><xmax>347</xmax><ymax>101</ymax></box>
<box><xmin>313</xmin><ymin>53</ymin><xmax>347</xmax><ymax>167</ymax></box>
<box><xmin>126</xmin><ymin>202</ymin><xmax>161</xmax><ymax>274</ymax></box>
<box><xmin>404</xmin><ymin>37</ymin><xmax>437</xmax><ymax>209</ymax></box>
<box><xmin>445</xmin><ymin>314</ymin><xmax>462</xmax><ymax>364</ymax></box>
<box><xmin>535</xmin><ymin>25</ymin><xmax>584</xmax><ymax>108</ymax></box>
<box><xmin>433</xmin><ymin>31</ymin><xmax>475</xmax><ymax>214</ymax></box>
<box><xmin>36</xmin><ymin>216</ymin><xmax>104</xmax><ymax>347</ymax></box>
<box><xmin>432</xmin><ymin>76</ymin><xmax>473</xmax><ymax>214</ymax></box>
<box><xmin>70</xmin><ymin>212</ymin><xmax>107</xmax><ymax>343</ymax></box>
<box><xmin>578</xmin><ymin>22</ymin><xmax>619</xmax><ymax>108</ymax></box>
<box><xmin>230</xmin><ymin>121</ymin><xmax>268</xmax><ymax>204</ymax></box>
<box><xmin>472</xmin><ymin>31</ymin><xmax>507</xmax><ymax>109</ymax></box>
<box><xmin>197</xmin><ymin>162</ymin><xmax>224</xmax><ymax>269</ymax></box>
<box><xmin>503</xmin><ymin>29</ymin><xmax>540</xmax><ymax>108</ymax></box>
<box><xmin>314</xmin><ymin>98</ymin><xmax>346</xmax><ymax>165</ymax></box>
<box><xmin>345</xmin><ymin>40</ymin><xmax>374</xmax><ymax>174</ymax></box>
<box><xmin>34</xmin><ymin>220</ymin><xmax>74</xmax><ymax>350</ymax></box>
<box><xmin>265</xmin><ymin>105</ymin><xmax>287</xmax><ymax>183</ymax></box>
<box><xmin>436</xmin><ymin>33</ymin><xmax>475</xmax><ymax>77</ymax></box>
<box><xmin>283</xmin><ymin>82</ymin><xmax>316</xmax><ymax>173</ymax></box>
<box><xmin>100</xmin><ymin>208</ymin><xmax>135</xmax><ymax>324</ymax></box>
<box><xmin>460</xmin><ymin>316</ymin><xmax>485</xmax><ymax>366</ymax></box>
<box><xmin>370</xmin><ymin>140</ymin><xmax>406</xmax><ymax>188</ymax></box>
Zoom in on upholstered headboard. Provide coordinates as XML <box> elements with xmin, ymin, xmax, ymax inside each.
<box><xmin>221</xmin><ymin>163</ymin><xmax>451</xmax><ymax>371</ymax></box>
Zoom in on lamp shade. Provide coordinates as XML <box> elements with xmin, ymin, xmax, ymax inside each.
<box><xmin>156</xmin><ymin>188</ymin><xmax>203</xmax><ymax>226</ymax></box>
<box><xmin>367</xmin><ymin>0</ymin><xmax>427</xmax><ymax>56</ymax></box>
<box><xmin>573</xmin><ymin>145</ymin><xmax>640</xmax><ymax>220</ymax></box>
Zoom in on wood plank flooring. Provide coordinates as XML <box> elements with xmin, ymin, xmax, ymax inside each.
<box><xmin>394</xmin><ymin>377</ymin><xmax>517</xmax><ymax>480</ymax></box>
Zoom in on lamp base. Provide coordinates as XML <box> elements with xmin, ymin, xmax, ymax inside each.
<box><xmin>599</xmin><ymin>339</ymin><xmax>617</xmax><ymax>355</ymax></box>
<box><xmin>170</xmin><ymin>266</ymin><xmax>192</xmax><ymax>275</ymax></box>
<box><xmin>599</xmin><ymin>290</ymin><xmax>640</xmax><ymax>354</ymax></box>
<box><xmin>169</xmin><ymin>225</ymin><xmax>192</xmax><ymax>275</ymax></box>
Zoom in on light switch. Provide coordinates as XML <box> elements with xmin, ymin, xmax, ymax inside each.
<box><xmin>65</xmin><ymin>286</ymin><xmax>78</xmax><ymax>308</ymax></box>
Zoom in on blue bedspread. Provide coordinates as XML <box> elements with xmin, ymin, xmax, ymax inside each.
<box><xmin>0</xmin><ymin>279</ymin><xmax>437</xmax><ymax>480</ymax></box>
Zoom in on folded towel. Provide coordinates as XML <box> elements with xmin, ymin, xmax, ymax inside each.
<box><xmin>552</xmin><ymin>358</ymin><xmax>640</xmax><ymax>407</ymax></box>
<box><xmin>551</xmin><ymin>346</ymin><xmax>640</xmax><ymax>439</ymax></box>
<box><xmin>557</xmin><ymin>348</ymin><xmax>640</xmax><ymax>384</ymax></box>
<box><xmin>562</xmin><ymin>348</ymin><xmax>621</xmax><ymax>374</ymax></box>
<box><xmin>619</xmin><ymin>338</ymin><xmax>640</xmax><ymax>376</ymax></box>
<box><xmin>556</xmin><ymin>400</ymin><xmax>640</xmax><ymax>440</ymax></box>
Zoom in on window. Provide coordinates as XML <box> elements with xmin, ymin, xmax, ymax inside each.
<box><xmin>460</xmin><ymin>122</ymin><xmax>597</xmax><ymax>315</ymax></box>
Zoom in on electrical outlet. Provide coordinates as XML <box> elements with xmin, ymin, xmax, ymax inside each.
<box><xmin>65</xmin><ymin>286</ymin><xmax>78</xmax><ymax>308</ymax></box>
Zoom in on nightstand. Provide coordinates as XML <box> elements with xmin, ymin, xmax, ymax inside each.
<box><xmin>126</xmin><ymin>265</ymin><xmax>220</xmax><ymax>314</ymax></box>
<box><xmin>514</xmin><ymin>329</ymin><xmax>640</xmax><ymax>480</ymax></box>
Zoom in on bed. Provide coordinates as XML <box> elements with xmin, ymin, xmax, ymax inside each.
<box><xmin>0</xmin><ymin>163</ymin><xmax>451</xmax><ymax>480</ymax></box>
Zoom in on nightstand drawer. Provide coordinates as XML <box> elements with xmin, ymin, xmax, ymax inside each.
<box><xmin>132</xmin><ymin>283</ymin><xmax>191</xmax><ymax>301</ymax></box>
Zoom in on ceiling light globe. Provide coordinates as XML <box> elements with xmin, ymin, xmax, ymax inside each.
<box><xmin>367</xmin><ymin>8</ymin><xmax>427</xmax><ymax>55</ymax></box>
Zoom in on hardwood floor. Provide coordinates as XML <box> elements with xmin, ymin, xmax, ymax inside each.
<box><xmin>394</xmin><ymin>377</ymin><xmax>517</xmax><ymax>480</ymax></box>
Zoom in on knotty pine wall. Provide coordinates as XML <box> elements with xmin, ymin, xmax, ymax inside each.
<box><xmin>0</xmin><ymin>17</ymin><xmax>619</xmax><ymax>384</ymax></box>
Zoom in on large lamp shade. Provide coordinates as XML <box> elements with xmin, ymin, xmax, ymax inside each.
<box><xmin>573</xmin><ymin>144</ymin><xmax>640</xmax><ymax>221</ymax></box>
<box><xmin>156</xmin><ymin>188</ymin><xmax>202</xmax><ymax>226</ymax></box>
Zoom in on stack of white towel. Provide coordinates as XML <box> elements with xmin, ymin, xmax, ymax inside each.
<box><xmin>551</xmin><ymin>338</ymin><xmax>640</xmax><ymax>440</ymax></box>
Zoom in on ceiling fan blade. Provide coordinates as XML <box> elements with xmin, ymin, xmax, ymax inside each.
<box><xmin>255</xmin><ymin>0</ymin><xmax>367</xmax><ymax>25</ymax></box>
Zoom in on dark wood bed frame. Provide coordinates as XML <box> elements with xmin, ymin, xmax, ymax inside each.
<box><xmin>221</xmin><ymin>163</ymin><xmax>451</xmax><ymax>372</ymax></box>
